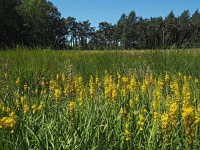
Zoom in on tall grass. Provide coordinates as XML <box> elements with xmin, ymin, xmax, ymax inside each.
<box><xmin>0</xmin><ymin>48</ymin><xmax>199</xmax><ymax>149</ymax></box>
<box><xmin>1</xmin><ymin>48</ymin><xmax>200</xmax><ymax>77</ymax></box>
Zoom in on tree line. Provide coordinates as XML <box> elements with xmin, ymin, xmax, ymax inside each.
<box><xmin>1</xmin><ymin>0</ymin><xmax>200</xmax><ymax>50</ymax></box>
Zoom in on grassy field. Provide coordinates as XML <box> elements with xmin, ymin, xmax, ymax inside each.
<box><xmin>0</xmin><ymin>49</ymin><xmax>200</xmax><ymax>149</ymax></box>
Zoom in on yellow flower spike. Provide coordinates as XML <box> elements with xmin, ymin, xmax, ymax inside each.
<box><xmin>135</xmin><ymin>94</ymin><xmax>139</xmax><ymax>102</ymax></box>
<box><xmin>16</xmin><ymin>77</ymin><xmax>20</xmax><ymax>87</ymax></box>
<box><xmin>24</xmin><ymin>83</ymin><xmax>28</xmax><ymax>92</ymax></box>
<box><xmin>128</xmin><ymin>74</ymin><xmax>136</xmax><ymax>93</ymax></box>
<box><xmin>138</xmin><ymin>114</ymin><xmax>145</xmax><ymax>131</ymax></box>
<box><xmin>63</xmin><ymin>83</ymin><xmax>68</xmax><ymax>96</ymax></box>
<box><xmin>125</xmin><ymin>123</ymin><xmax>131</xmax><ymax>142</ymax></box>
<box><xmin>117</xmin><ymin>71</ymin><xmax>121</xmax><ymax>79</ymax></box>
<box><xmin>69</xmin><ymin>101</ymin><xmax>75</xmax><ymax>122</ymax></box>
<box><xmin>161</xmin><ymin>113</ymin><xmax>169</xmax><ymax>130</ymax></box>
<box><xmin>121</xmin><ymin>76</ymin><xmax>128</xmax><ymax>96</ymax></box>
<box><xmin>121</xmin><ymin>89</ymin><xmax>126</xmax><ymax>97</ymax></box>
<box><xmin>182</xmin><ymin>105</ymin><xmax>196</xmax><ymax>137</ymax></box>
<box><xmin>125</xmin><ymin>128</ymin><xmax>131</xmax><ymax>142</ymax></box>
<box><xmin>0</xmin><ymin>117</ymin><xmax>16</xmax><ymax>130</ymax></box>
<box><xmin>111</xmin><ymin>83</ymin><xmax>117</xmax><ymax>103</ymax></box>
<box><xmin>54</xmin><ymin>88</ymin><xmax>61</xmax><ymax>102</ymax></box>
<box><xmin>153</xmin><ymin>112</ymin><xmax>158</xmax><ymax>120</ymax></box>
<box><xmin>104</xmin><ymin>74</ymin><xmax>110</xmax><ymax>100</ymax></box>
<box><xmin>95</xmin><ymin>74</ymin><xmax>101</xmax><ymax>88</ymax></box>
<box><xmin>1</xmin><ymin>106</ymin><xmax>10</xmax><ymax>113</ymax></box>
<box><xmin>120</xmin><ymin>107</ymin><xmax>127</xmax><ymax>118</ymax></box>
<box><xmin>23</xmin><ymin>104</ymin><xmax>29</xmax><ymax>114</ymax></box>
<box><xmin>20</xmin><ymin>96</ymin><xmax>26</xmax><ymax>105</ymax></box>
<box><xmin>165</xmin><ymin>72</ymin><xmax>169</xmax><ymax>83</ymax></box>
<box><xmin>116</xmin><ymin>72</ymin><xmax>121</xmax><ymax>91</ymax></box>
<box><xmin>129</xmin><ymin>99</ymin><xmax>134</xmax><ymax>109</ymax></box>
<box><xmin>79</xmin><ymin>90</ymin><xmax>83</xmax><ymax>106</ymax></box>
<box><xmin>56</xmin><ymin>74</ymin><xmax>59</xmax><ymax>81</ymax></box>
<box><xmin>9</xmin><ymin>111</ymin><xmax>16</xmax><ymax>118</ymax></box>
<box><xmin>37</xmin><ymin>101</ymin><xmax>44</xmax><ymax>112</ymax></box>
<box><xmin>32</xmin><ymin>104</ymin><xmax>37</xmax><ymax>113</ymax></box>
<box><xmin>62</xmin><ymin>73</ymin><xmax>65</xmax><ymax>82</ymax></box>
<box><xmin>75</xmin><ymin>76</ymin><xmax>82</xmax><ymax>93</ymax></box>
<box><xmin>49</xmin><ymin>79</ymin><xmax>55</xmax><ymax>91</ymax></box>
<box><xmin>169</xmin><ymin>102</ymin><xmax>178</xmax><ymax>128</ymax></box>
<box><xmin>89</xmin><ymin>75</ymin><xmax>95</xmax><ymax>100</ymax></box>
<box><xmin>125</xmin><ymin>114</ymin><xmax>131</xmax><ymax>142</ymax></box>
<box><xmin>178</xmin><ymin>72</ymin><xmax>182</xmax><ymax>78</ymax></box>
<box><xmin>141</xmin><ymin>83</ymin><xmax>147</xmax><ymax>94</ymax></box>
<box><xmin>195</xmin><ymin>107</ymin><xmax>200</xmax><ymax>124</ymax></box>
<box><xmin>41</xmin><ymin>80</ymin><xmax>45</xmax><ymax>88</ymax></box>
<box><xmin>182</xmin><ymin>106</ymin><xmax>195</xmax><ymax>122</ymax></box>
<box><xmin>143</xmin><ymin>108</ymin><xmax>147</xmax><ymax>114</ymax></box>
<box><xmin>16</xmin><ymin>98</ymin><xmax>20</xmax><ymax>109</ymax></box>
<box><xmin>4</xmin><ymin>72</ymin><xmax>8</xmax><ymax>80</ymax></box>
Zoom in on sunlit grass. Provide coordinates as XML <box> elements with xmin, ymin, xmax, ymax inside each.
<box><xmin>0</xmin><ymin>49</ymin><xmax>200</xmax><ymax>149</ymax></box>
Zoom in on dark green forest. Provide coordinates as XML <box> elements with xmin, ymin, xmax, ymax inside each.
<box><xmin>1</xmin><ymin>0</ymin><xmax>200</xmax><ymax>50</ymax></box>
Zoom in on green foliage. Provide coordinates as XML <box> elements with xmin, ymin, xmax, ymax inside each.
<box><xmin>1</xmin><ymin>1</ymin><xmax>200</xmax><ymax>50</ymax></box>
<box><xmin>0</xmin><ymin>0</ymin><xmax>66</xmax><ymax>49</ymax></box>
<box><xmin>17</xmin><ymin>0</ymin><xmax>66</xmax><ymax>48</ymax></box>
<box><xmin>0</xmin><ymin>49</ymin><xmax>200</xmax><ymax>149</ymax></box>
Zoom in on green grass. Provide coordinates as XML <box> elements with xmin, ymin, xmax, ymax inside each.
<box><xmin>0</xmin><ymin>48</ymin><xmax>200</xmax><ymax>149</ymax></box>
<box><xmin>0</xmin><ymin>48</ymin><xmax>200</xmax><ymax>80</ymax></box>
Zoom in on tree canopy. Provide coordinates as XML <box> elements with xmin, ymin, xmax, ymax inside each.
<box><xmin>1</xmin><ymin>0</ymin><xmax>200</xmax><ymax>50</ymax></box>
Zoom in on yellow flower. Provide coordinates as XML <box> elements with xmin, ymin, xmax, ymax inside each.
<box><xmin>0</xmin><ymin>117</ymin><xmax>16</xmax><ymax>130</ymax></box>
<box><xmin>89</xmin><ymin>75</ymin><xmax>95</xmax><ymax>100</ymax></box>
<box><xmin>129</xmin><ymin>99</ymin><xmax>134</xmax><ymax>109</ymax></box>
<box><xmin>16</xmin><ymin>77</ymin><xmax>20</xmax><ymax>87</ymax></box>
<box><xmin>138</xmin><ymin>114</ymin><xmax>145</xmax><ymax>131</ymax></box>
<box><xmin>37</xmin><ymin>101</ymin><xmax>44</xmax><ymax>112</ymax></box>
<box><xmin>125</xmin><ymin>123</ymin><xmax>131</xmax><ymax>142</ymax></box>
<box><xmin>54</xmin><ymin>88</ymin><xmax>61</xmax><ymax>102</ymax></box>
<box><xmin>49</xmin><ymin>79</ymin><xmax>56</xmax><ymax>92</ymax></box>
<box><xmin>128</xmin><ymin>74</ymin><xmax>136</xmax><ymax>93</ymax></box>
<box><xmin>120</xmin><ymin>107</ymin><xmax>127</xmax><ymax>118</ymax></box>
<box><xmin>4</xmin><ymin>72</ymin><xmax>8</xmax><ymax>80</ymax></box>
<box><xmin>169</xmin><ymin>102</ymin><xmax>178</xmax><ymax>127</ymax></box>
<box><xmin>161</xmin><ymin>113</ymin><xmax>169</xmax><ymax>130</ymax></box>
<box><xmin>56</xmin><ymin>74</ymin><xmax>59</xmax><ymax>81</ymax></box>
<box><xmin>69</xmin><ymin>101</ymin><xmax>75</xmax><ymax>122</ymax></box>
<box><xmin>79</xmin><ymin>90</ymin><xmax>83</xmax><ymax>106</ymax></box>
<box><xmin>24</xmin><ymin>83</ymin><xmax>28</xmax><ymax>92</ymax></box>
<box><xmin>15</xmin><ymin>98</ymin><xmax>20</xmax><ymax>109</ymax></box>
<box><xmin>104</xmin><ymin>74</ymin><xmax>111</xmax><ymax>100</ymax></box>
<box><xmin>20</xmin><ymin>96</ymin><xmax>26</xmax><ymax>105</ymax></box>
<box><xmin>23</xmin><ymin>104</ymin><xmax>29</xmax><ymax>114</ymax></box>
<box><xmin>125</xmin><ymin>114</ymin><xmax>131</xmax><ymax>142</ymax></box>
<box><xmin>117</xmin><ymin>72</ymin><xmax>121</xmax><ymax>90</ymax></box>
<box><xmin>111</xmin><ymin>83</ymin><xmax>117</xmax><ymax>102</ymax></box>
<box><xmin>182</xmin><ymin>105</ymin><xmax>195</xmax><ymax>137</ymax></box>
<box><xmin>62</xmin><ymin>73</ymin><xmax>65</xmax><ymax>82</ymax></box>
<box><xmin>9</xmin><ymin>111</ymin><xmax>16</xmax><ymax>118</ymax></box>
<box><xmin>182</xmin><ymin>106</ymin><xmax>194</xmax><ymax>123</ymax></box>
<box><xmin>153</xmin><ymin>112</ymin><xmax>158</xmax><ymax>120</ymax></box>
<box><xmin>95</xmin><ymin>74</ymin><xmax>101</xmax><ymax>88</ymax></box>
<box><xmin>165</xmin><ymin>72</ymin><xmax>169</xmax><ymax>82</ymax></box>
<box><xmin>122</xmin><ymin>76</ymin><xmax>128</xmax><ymax>84</ymax></box>
<box><xmin>32</xmin><ymin>104</ymin><xmax>37</xmax><ymax>113</ymax></box>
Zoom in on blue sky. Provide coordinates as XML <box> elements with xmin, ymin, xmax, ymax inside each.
<box><xmin>50</xmin><ymin>0</ymin><xmax>200</xmax><ymax>28</ymax></box>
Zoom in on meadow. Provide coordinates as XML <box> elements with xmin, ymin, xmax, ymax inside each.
<box><xmin>0</xmin><ymin>49</ymin><xmax>199</xmax><ymax>149</ymax></box>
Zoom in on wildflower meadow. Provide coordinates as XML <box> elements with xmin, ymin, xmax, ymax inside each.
<box><xmin>0</xmin><ymin>49</ymin><xmax>200</xmax><ymax>149</ymax></box>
